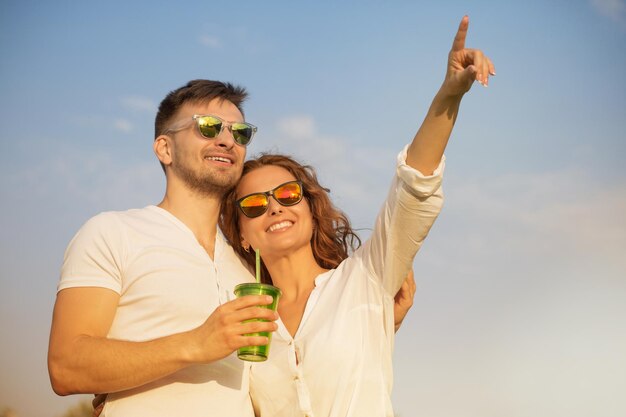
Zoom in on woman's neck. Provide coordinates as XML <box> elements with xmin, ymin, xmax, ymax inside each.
<box><xmin>264</xmin><ymin>246</ymin><xmax>327</xmax><ymax>301</ymax></box>
<box><xmin>264</xmin><ymin>245</ymin><xmax>328</xmax><ymax>338</ymax></box>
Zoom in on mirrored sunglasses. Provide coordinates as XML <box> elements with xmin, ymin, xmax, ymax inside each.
<box><xmin>165</xmin><ymin>114</ymin><xmax>257</xmax><ymax>146</ymax></box>
<box><xmin>236</xmin><ymin>181</ymin><xmax>304</xmax><ymax>218</ymax></box>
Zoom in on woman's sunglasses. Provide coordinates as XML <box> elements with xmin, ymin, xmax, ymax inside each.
<box><xmin>164</xmin><ymin>114</ymin><xmax>257</xmax><ymax>146</ymax></box>
<box><xmin>236</xmin><ymin>181</ymin><xmax>304</xmax><ymax>218</ymax></box>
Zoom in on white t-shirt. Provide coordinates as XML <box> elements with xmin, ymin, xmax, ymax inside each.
<box><xmin>59</xmin><ymin>205</ymin><xmax>256</xmax><ymax>417</ymax></box>
<box><xmin>250</xmin><ymin>147</ymin><xmax>445</xmax><ymax>417</ymax></box>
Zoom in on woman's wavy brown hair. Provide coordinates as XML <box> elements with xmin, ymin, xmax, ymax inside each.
<box><xmin>219</xmin><ymin>153</ymin><xmax>361</xmax><ymax>284</ymax></box>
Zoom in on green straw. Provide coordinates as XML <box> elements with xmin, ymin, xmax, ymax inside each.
<box><xmin>255</xmin><ymin>248</ymin><xmax>261</xmax><ymax>283</ymax></box>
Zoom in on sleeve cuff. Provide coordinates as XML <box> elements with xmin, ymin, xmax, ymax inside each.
<box><xmin>396</xmin><ymin>144</ymin><xmax>445</xmax><ymax>198</ymax></box>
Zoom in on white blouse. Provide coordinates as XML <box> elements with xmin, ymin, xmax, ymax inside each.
<box><xmin>249</xmin><ymin>146</ymin><xmax>445</xmax><ymax>417</ymax></box>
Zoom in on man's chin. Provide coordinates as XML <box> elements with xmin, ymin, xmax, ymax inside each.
<box><xmin>195</xmin><ymin>175</ymin><xmax>239</xmax><ymax>196</ymax></box>
<box><xmin>171</xmin><ymin>163</ymin><xmax>241</xmax><ymax>196</ymax></box>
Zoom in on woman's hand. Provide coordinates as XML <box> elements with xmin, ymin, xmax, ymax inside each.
<box><xmin>441</xmin><ymin>15</ymin><xmax>496</xmax><ymax>97</ymax></box>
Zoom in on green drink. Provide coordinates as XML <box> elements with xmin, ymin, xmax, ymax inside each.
<box><xmin>234</xmin><ymin>282</ymin><xmax>282</xmax><ymax>362</ymax></box>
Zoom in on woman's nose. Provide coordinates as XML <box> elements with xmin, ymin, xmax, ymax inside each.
<box><xmin>267</xmin><ymin>196</ymin><xmax>283</xmax><ymax>216</ymax></box>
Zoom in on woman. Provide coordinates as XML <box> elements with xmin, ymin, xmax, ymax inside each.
<box><xmin>220</xmin><ymin>154</ymin><xmax>439</xmax><ymax>417</ymax></box>
<box><xmin>219</xmin><ymin>16</ymin><xmax>494</xmax><ymax>417</ymax></box>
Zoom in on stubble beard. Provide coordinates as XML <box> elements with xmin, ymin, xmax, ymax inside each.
<box><xmin>173</xmin><ymin>158</ymin><xmax>242</xmax><ymax>198</ymax></box>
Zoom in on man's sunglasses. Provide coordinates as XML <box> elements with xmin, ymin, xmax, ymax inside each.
<box><xmin>164</xmin><ymin>114</ymin><xmax>257</xmax><ymax>146</ymax></box>
<box><xmin>236</xmin><ymin>181</ymin><xmax>304</xmax><ymax>218</ymax></box>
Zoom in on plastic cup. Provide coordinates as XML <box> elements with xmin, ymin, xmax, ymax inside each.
<box><xmin>234</xmin><ymin>282</ymin><xmax>282</xmax><ymax>362</ymax></box>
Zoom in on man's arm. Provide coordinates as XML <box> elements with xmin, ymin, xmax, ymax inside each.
<box><xmin>48</xmin><ymin>287</ymin><xmax>278</xmax><ymax>395</ymax></box>
<box><xmin>407</xmin><ymin>15</ymin><xmax>495</xmax><ymax>175</ymax></box>
<box><xmin>393</xmin><ymin>270</ymin><xmax>417</xmax><ymax>333</ymax></box>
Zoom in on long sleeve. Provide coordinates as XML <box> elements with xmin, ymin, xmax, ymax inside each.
<box><xmin>358</xmin><ymin>144</ymin><xmax>445</xmax><ymax>295</ymax></box>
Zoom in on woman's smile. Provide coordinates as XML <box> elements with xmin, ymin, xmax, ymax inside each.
<box><xmin>267</xmin><ymin>220</ymin><xmax>294</xmax><ymax>233</ymax></box>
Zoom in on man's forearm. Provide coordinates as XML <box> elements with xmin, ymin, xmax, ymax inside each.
<box><xmin>48</xmin><ymin>290</ymin><xmax>279</xmax><ymax>396</ymax></box>
<box><xmin>48</xmin><ymin>330</ymin><xmax>194</xmax><ymax>395</ymax></box>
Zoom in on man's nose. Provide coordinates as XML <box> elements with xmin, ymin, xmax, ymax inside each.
<box><xmin>213</xmin><ymin>124</ymin><xmax>235</xmax><ymax>149</ymax></box>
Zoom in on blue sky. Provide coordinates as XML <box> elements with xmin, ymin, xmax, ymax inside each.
<box><xmin>1</xmin><ymin>1</ymin><xmax>625</xmax><ymax>416</ymax></box>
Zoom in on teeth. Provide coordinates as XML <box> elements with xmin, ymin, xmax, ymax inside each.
<box><xmin>206</xmin><ymin>156</ymin><xmax>231</xmax><ymax>163</ymax></box>
<box><xmin>268</xmin><ymin>221</ymin><xmax>293</xmax><ymax>232</ymax></box>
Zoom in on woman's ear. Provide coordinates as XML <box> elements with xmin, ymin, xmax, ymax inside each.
<box><xmin>154</xmin><ymin>135</ymin><xmax>173</xmax><ymax>166</ymax></box>
<box><xmin>241</xmin><ymin>238</ymin><xmax>251</xmax><ymax>253</ymax></box>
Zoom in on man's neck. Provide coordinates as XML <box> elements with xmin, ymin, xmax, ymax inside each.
<box><xmin>157</xmin><ymin>185</ymin><xmax>223</xmax><ymax>259</ymax></box>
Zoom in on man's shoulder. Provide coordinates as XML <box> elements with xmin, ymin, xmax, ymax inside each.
<box><xmin>87</xmin><ymin>206</ymin><xmax>158</xmax><ymax>223</ymax></box>
<box><xmin>76</xmin><ymin>206</ymin><xmax>157</xmax><ymax>236</ymax></box>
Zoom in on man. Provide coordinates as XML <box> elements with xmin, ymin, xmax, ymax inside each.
<box><xmin>47</xmin><ymin>79</ymin><xmax>418</xmax><ymax>416</ymax></box>
<box><xmin>48</xmin><ymin>80</ymin><xmax>279</xmax><ymax>416</ymax></box>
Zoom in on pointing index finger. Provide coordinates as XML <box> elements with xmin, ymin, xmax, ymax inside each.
<box><xmin>451</xmin><ymin>15</ymin><xmax>469</xmax><ymax>52</ymax></box>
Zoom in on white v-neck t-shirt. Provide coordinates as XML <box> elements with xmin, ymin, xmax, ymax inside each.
<box><xmin>249</xmin><ymin>146</ymin><xmax>445</xmax><ymax>417</ymax></box>
<box><xmin>59</xmin><ymin>205</ymin><xmax>256</xmax><ymax>417</ymax></box>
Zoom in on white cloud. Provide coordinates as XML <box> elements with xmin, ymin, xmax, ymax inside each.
<box><xmin>3</xmin><ymin>142</ymin><xmax>164</xmax><ymax>221</ymax></box>
<box><xmin>114</xmin><ymin>118</ymin><xmax>133</xmax><ymax>133</ymax></box>
<box><xmin>70</xmin><ymin>113</ymin><xmax>141</xmax><ymax>135</ymax></box>
<box><xmin>120</xmin><ymin>95</ymin><xmax>156</xmax><ymax>113</ymax></box>
<box><xmin>276</xmin><ymin>115</ymin><xmax>316</xmax><ymax>139</ymax></box>
<box><xmin>261</xmin><ymin>115</ymin><xmax>397</xmax><ymax>227</ymax></box>
<box><xmin>447</xmin><ymin>169</ymin><xmax>626</xmax><ymax>264</ymax></box>
<box><xmin>199</xmin><ymin>35</ymin><xmax>222</xmax><ymax>48</ymax></box>
<box><xmin>590</xmin><ymin>0</ymin><xmax>626</xmax><ymax>24</ymax></box>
